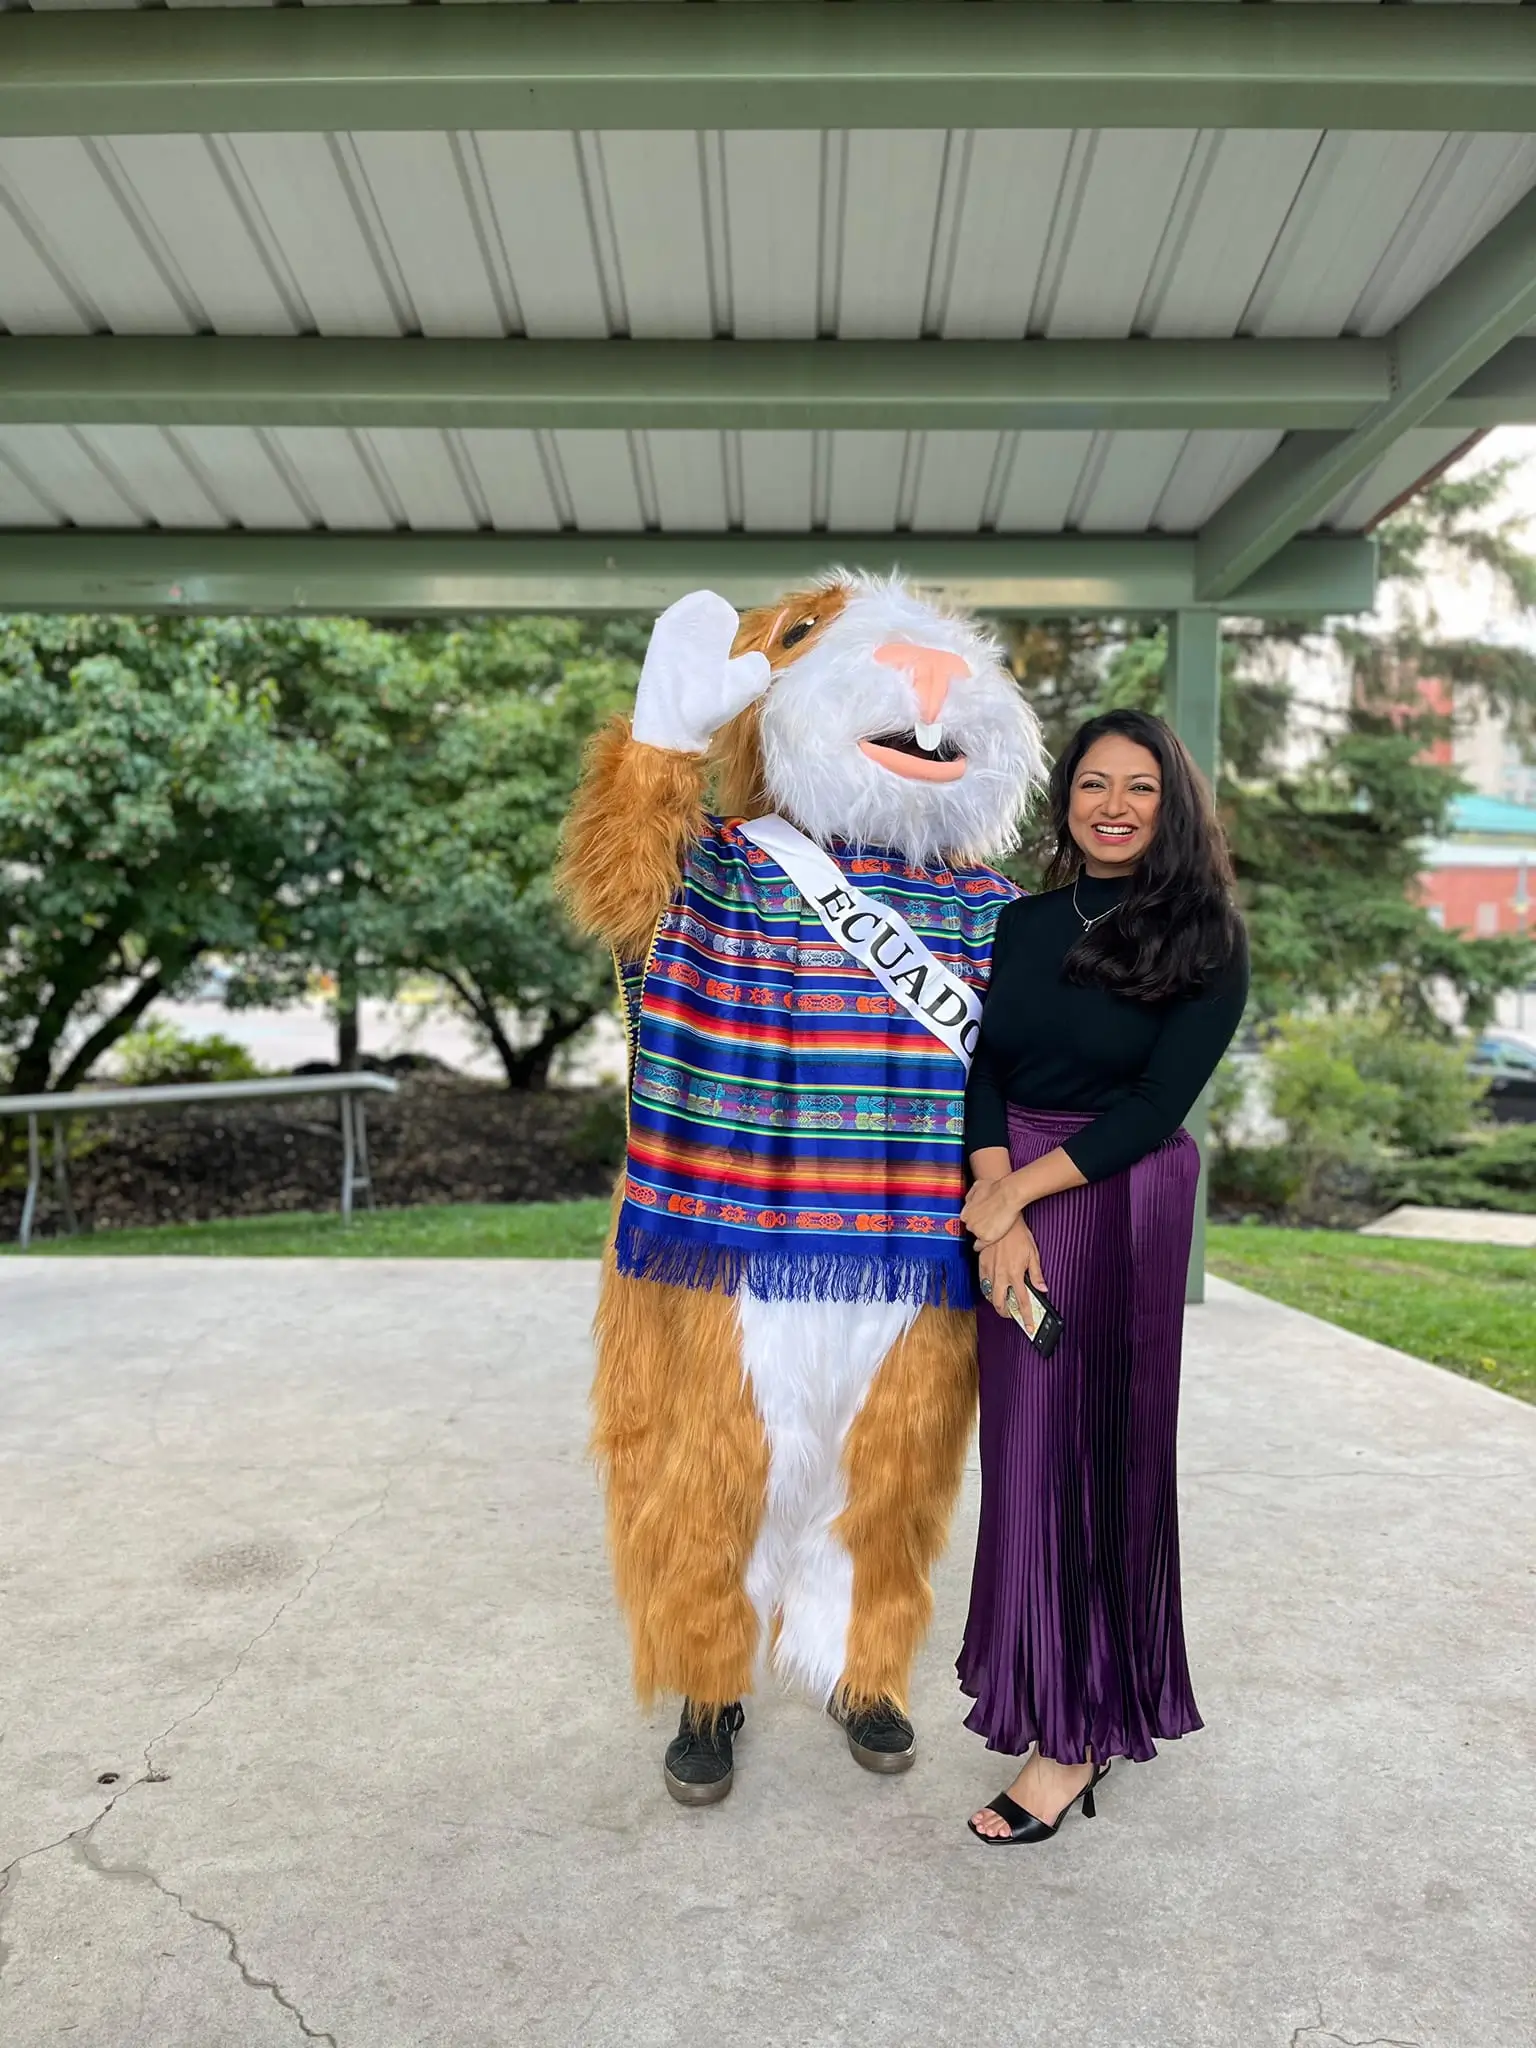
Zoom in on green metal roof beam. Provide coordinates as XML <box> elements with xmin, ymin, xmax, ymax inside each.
<box><xmin>0</xmin><ymin>335</ymin><xmax>1382</xmax><ymax>434</ymax></box>
<box><xmin>5</xmin><ymin>335</ymin><xmax>1530</xmax><ymax>434</ymax></box>
<box><xmin>1435</xmin><ymin>340</ymin><xmax>1536</xmax><ymax>428</ymax></box>
<box><xmin>0</xmin><ymin>4</ymin><xmax>1534</xmax><ymax>137</ymax></box>
<box><xmin>0</xmin><ymin>336</ymin><xmax>1405</xmax><ymax>434</ymax></box>
<box><xmin>0</xmin><ymin>531</ymin><xmax>1376</xmax><ymax>620</ymax></box>
<box><xmin>1196</xmin><ymin>186</ymin><xmax>1536</xmax><ymax>602</ymax></box>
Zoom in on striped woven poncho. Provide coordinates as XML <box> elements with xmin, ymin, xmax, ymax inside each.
<box><xmin>615</xmin><ymin>817</ymin><xmax>1018</xmax><ymax>1310</ymax></box>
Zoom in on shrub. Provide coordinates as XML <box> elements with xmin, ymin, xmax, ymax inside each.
<box><xmin>567</xmin><ymin>1088</ymin><xmax>628</xmax><ymax>1170</ymax></box>
<box><xmin>1375</xmin><ymin>1124</ymin><xmax>1536</xmax><ymax>1215</ymax></box>
<box><xmin>1210</xmin><ymin>1142</ymin><xmax>1303</xmax><ymax>1217</ymax></box>
<box><xmin>1263</xmin><ymin>1023</ymin><xmax>1399</xmax><ymax>1213</ymax></box>
<box><xmin>1211</xmin><ymin>1010</ymin><xmax>1488</xmax><ymax>1222</ymax></box>
<box><xmin>1347</xmin><ymin>1024</ymin><xmax>1489</xmax><ymax>1156</ymax></box>
<box><xmin>1206</xmin><ymin>1050</ymin><xmax>1250</xmax><ymax>1151</ymax></box>
<box><xmin>1267</xmin><ymin>1012</ymin><xmax>1483</xmax><ymax>1158</ymax></box>
<box><xmin>110</xmin><ymin>1021</ymin><xmax>265</xmax><ymax>1088</ymax></box>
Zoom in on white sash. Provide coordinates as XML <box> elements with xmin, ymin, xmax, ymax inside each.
<box><xmin>739</xmin><ymin>814</ymin><xmax>983</xmax><ymax>1069</ymax></box>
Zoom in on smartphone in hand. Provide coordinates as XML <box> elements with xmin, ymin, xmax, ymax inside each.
<box><xmin>1005</xmin><ymin>1277</ymin><xmax>1064</xmax><ymax>1359</ymax></box>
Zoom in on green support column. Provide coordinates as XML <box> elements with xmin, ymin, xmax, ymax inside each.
<box><xmin>1166</xmin><ymin>610</ymin><xmax>1223</xmax><ymax>1304</ymax></box>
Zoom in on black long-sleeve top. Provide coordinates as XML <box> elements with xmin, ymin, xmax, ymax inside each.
<box><xmin>965</xmin><ymin>873</ymin><xmax>1249</xmax><ymax>1185</ymax></box>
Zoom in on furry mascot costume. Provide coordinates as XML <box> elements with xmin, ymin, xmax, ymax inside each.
<box><xmin>561</xmin><ymin>575</ymin><xmax>1044</xmax><ymax>1803</ymax></box>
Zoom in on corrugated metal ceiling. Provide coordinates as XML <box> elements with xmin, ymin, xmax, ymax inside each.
<box><xmin>4</xmin><ymin>127</ymin><xmax>1532</xmax><ymax>345</ymax></box>
<box><xmin>0</xmin><ymin>423</ymin><xmax>1293</xmax><ymax>534</ymax></box>
<box><xmin>0</xmin><ymin>420</ymin><xmax>1476</xmax><ymax>541</ymax></box>
<box><xmin>0</xmin><ymin>114</ymin><xmax>1530</xmax><ymax>538</ymax></box>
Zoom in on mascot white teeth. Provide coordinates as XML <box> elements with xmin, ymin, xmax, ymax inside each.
<box><xmin>560</xmin><ymin>571</ymin><xmax>1045</xmax><ymax>1804</ymax></box>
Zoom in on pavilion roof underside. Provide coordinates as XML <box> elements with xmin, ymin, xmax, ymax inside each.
<box><xmin>0</xmin><ymin>121</ymin><xmax>1529</xmax><ymax>542</ymax></box>
<box><xmin>0</xmin><ymin>2</ymin><xmax>1533</xmax><ymax>614</ymax></box>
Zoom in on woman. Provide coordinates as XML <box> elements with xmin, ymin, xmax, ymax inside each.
<box><xmin>957</xmin><ymin>707</ymin><xmax>1248</xmax><ymax>1845</ymax></box>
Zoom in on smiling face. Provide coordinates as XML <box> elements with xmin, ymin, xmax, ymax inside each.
<box><xmin>1068</xmin><ymin>733</ymin><xmax>1163</xmax><ymax>875</ymax></box>
<box><xmin>730</xmin><ymin>576</ymin><xmax>1044</xmax><ymax>867</ymax></box>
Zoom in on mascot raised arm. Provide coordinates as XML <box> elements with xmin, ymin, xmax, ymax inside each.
<box><xmin>560</xmin><ymin>574</ymin><xmax>1044</xmax><ymax>1804</ymax></box>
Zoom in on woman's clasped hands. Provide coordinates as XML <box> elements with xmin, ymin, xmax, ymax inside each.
<box><xmin>961</xmin><ymin>1176</ymin><xmax>1047</xmax><ymax>1322</ymax></box>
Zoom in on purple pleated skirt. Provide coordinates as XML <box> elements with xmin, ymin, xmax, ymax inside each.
<box><xmin>957</xmin><ymin>1104</ymin><xmax>1204</xmax><ymax>1764</ymax></box>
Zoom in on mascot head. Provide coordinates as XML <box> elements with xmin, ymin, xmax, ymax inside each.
<box><xmin>714</xmin><ymin>573</ymin><xmax>1044</xmax><ymax>870</ymax></box>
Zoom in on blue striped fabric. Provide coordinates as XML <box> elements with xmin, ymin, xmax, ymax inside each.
<box><xmin>615</xmin><ymin>817</ymin><xmax>1017</xmax><ymax>1307</ymax></box>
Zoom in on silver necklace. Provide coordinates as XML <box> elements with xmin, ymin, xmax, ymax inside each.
<box><xmin>1071</xmin><ymin>871</ymin><xmax>1122</xmax><ymax>934</ymax></box>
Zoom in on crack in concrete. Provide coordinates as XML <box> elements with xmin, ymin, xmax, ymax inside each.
<box><xmin>143</xmin><ymin>1477</ymin><xmax>396</xmax><ymax>1775</ymax></box>
<box><xmin>1290</xmin><ymin>2020</ymin><xmax>1423</xmax><ymax>2048</ymax></box>
<box><xmin>0</xmin><ymin>1475</ymin><xmax>394</xmax><ymax>2012</ymax></box>
<box><xmin>0</xmin><ymin>1779</ymin><xmax>139</xmax><ymax>1984</ymax></box>
<box><xmin>1293</xmin><ymin>2035</ymin><xmax>1423</xmax><ymax>2048</ymax></box>
<box><xmin>75</xmin><ymin>1820</ymin><xmax>339</xmax><ymax>2047</ymax></box>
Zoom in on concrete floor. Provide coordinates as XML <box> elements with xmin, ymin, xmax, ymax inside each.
<box><xmin>0</xmin><ymin>1260</ymin><xmax>1531</xmax><ymax>2048</ymax></box>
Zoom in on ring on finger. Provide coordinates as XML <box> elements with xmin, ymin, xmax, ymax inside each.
<box><xmin>979</xmin><ymin>1278</ymin><xmax>993</xmax><ymax>1300</ymax></box>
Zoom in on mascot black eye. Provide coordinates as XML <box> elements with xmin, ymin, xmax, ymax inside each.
<box><xmin>781</xmin><ymin>618</ymin><xmax>815</xmax><ymax>649</ymax></box>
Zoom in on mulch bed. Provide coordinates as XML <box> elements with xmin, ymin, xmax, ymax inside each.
<box><xmin>0</xmin><ymin>1071</ymin><xmax>624</xmax><ymax>1240</ymax></box>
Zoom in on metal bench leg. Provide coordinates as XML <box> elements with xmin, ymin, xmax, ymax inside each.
<box><xmin>52</xmin><ymin>1115</ymin><xmax>78</xmax><ymax>1237</ymax></box>
<box><xmin>354</xmin><ymin>1099</ymin><xmax>375</xmax><ymax>1210</ymax></box>
<box><xmin>340</xmin><ymin>1093</ymin><xmax>356</xmax><ymax>1222</ymax></box>
<box><xmin>19</xmin><ymin>1113</ymin><xmax>40</xmax><ymax>1249</ymax></box>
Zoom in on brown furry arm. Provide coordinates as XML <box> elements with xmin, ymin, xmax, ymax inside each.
<box><xmin>557</xmin><ymin>717</ymin><xmax>709</xmax><ymax>960</ymax></box>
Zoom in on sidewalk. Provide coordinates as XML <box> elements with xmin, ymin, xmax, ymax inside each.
<box><xmin>1</xmin><ymin>1259</ymin><xmax>1531</xmax><ymax>2048</ymax></box>
<box><xmin>1360</xmin><ymin>1202</ymin><xmax>1536</xmax><ymax>1248</ymax></box>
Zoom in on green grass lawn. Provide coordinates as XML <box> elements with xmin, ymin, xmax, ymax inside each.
<box><xmin>5</xmin><ymin>1199</ymin><xmax>613</xmax><ymax>1261</ymax></box>
<box><xmin>1207</xmin><ymin>1223</ymin><xmax>1536</xmax><ymax>1404</ymax></box>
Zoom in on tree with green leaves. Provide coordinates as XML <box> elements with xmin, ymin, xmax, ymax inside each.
<box><xmin>0</xmin><ymin>616</ymin><xmax>335</xmax><ymax>1097</ymax></box>
<box><xmin>998</xmin><ymin>455</ymin><xmax>1536</xmax><ymax>1027</ymax></box>
<box><xmin>204</xmin><ymin>614</ymin><xmax>450</xmax><ymax>1066</ymax></box>
<box><xmin>1</xmin><ymin>612</ymin><xmax>641</xmax><ymax>1096</ymax></box>
<box><xmin>1226</xmin><ymin>458</ymin><xmax>1536</xmax><ymax>1025</ymax></box>
<box><xmin>1366</xmin><ymin>454</ymin><xmax>1536</xmax><ymax>759</ymax></box>
<box><xmin>370</xmin><ymin>619</ymin><xmax>637</xmax><ymax>1088</ymax></box>
<box><xmin>172</xmin><ymin>613</ymin><xmax>640</xmax><ymax>1087</ymax></box>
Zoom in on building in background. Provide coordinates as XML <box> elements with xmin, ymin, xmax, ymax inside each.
<box><xmin>1419</xmin><ymin>793</ymin><xmax>1536</xmax><ymax>1034</ymax></box>
<box><xmin>1454</xmin><ymin>703</ymin><xmax>1536</xmax><ymax>810</ymax></box>
<box><xmin>1419</xmin><ymin>793</ymin><xmax>1535</xmax><ymax>941</ymax></box>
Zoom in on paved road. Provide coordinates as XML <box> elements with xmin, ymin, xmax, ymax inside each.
<box><xmin>101</xmin><ymin>997</ymin><xmax>628</xmax><ymax>1088</ymax></box>
<box><xmin>0</xmin><ymin>1260</ymin><xmax>1531</xmax><ymax>2048</ymax></box>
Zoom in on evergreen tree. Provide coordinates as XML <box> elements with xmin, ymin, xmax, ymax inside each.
<box><xmin>998</xmin><ymin>455</ymin><xmax>1536</xmax><ymax>1026</ymax></box>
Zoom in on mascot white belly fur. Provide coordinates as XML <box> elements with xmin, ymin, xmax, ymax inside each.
<box><xmin>740</xmin><ymin>1293</ymin><xmax>918</xmax><ymax>1701</ymax></box>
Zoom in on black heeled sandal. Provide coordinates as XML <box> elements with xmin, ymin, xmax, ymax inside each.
<box><xmin>967</xmin><ymin>1760</ymin><xmax>1110</xmax><ymax>1845</ymax></box>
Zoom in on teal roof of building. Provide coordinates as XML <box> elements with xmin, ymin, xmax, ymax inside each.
<box><xmin>1449</xmin><ymin>794</ymin><xmax>1536</xmax><ymax>840</ymax></box>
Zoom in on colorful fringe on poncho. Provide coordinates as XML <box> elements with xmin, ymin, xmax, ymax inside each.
<box><xmin>615</xmin><ymin>817</ymin><xmax>1017</xmax><ymax>1309</ymax></box>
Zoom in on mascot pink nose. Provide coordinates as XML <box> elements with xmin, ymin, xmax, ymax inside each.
<box><xmin>873</xmin><ymin>643</ymin><xmax>969</xmax><ymax>724</ymax></box>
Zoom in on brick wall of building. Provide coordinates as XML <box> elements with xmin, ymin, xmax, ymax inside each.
<box><xmin>1420</xmin><ymin>864</ymin><xmax>1532</xmax><ymax>937</ymax></box>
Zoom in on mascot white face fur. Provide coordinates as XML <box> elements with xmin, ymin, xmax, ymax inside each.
<box><xmin>561</xmin><ymin>573</ymin><xmax>1045</xmax><ymax>1798</ymax></box>
<box><xmin>754</xmin><ymin>575</ymin><xmax>1044</xmax><ymax>867</ymax></box>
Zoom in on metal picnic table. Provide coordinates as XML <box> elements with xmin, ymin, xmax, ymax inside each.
<box><xmin>0</xmin><ymin>1072</ymin><xmax>397</xmax><ymax>1248</ymax></box>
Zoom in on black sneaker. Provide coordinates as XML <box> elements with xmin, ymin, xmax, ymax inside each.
<box><xmin>663</xmin><ymin>1701</ymin><xmax>745</xmax><ymax>1806</ymax></box>
<box><xmin>834</xmin><ymin>1697</ymin><xmax>916</xmax><ymax>1774</ymax></box>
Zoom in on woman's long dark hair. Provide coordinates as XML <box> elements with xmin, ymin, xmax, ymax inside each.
<box><xmin>1041</xmin><ymin>708</ymin><xmax>1242</xmax><ymax>1004</ymax></box>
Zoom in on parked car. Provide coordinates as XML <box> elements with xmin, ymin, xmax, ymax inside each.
<box><xmin>1470</xmin><ymin>1028</ymin><xmax>1536</xmax><ymax>1123</ymax></box>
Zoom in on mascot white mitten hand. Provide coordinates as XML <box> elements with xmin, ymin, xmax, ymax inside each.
<box><xmin>631</xmin><ymin>588</ymin><xmax>773</xmax><ymax>754</ymax></box>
